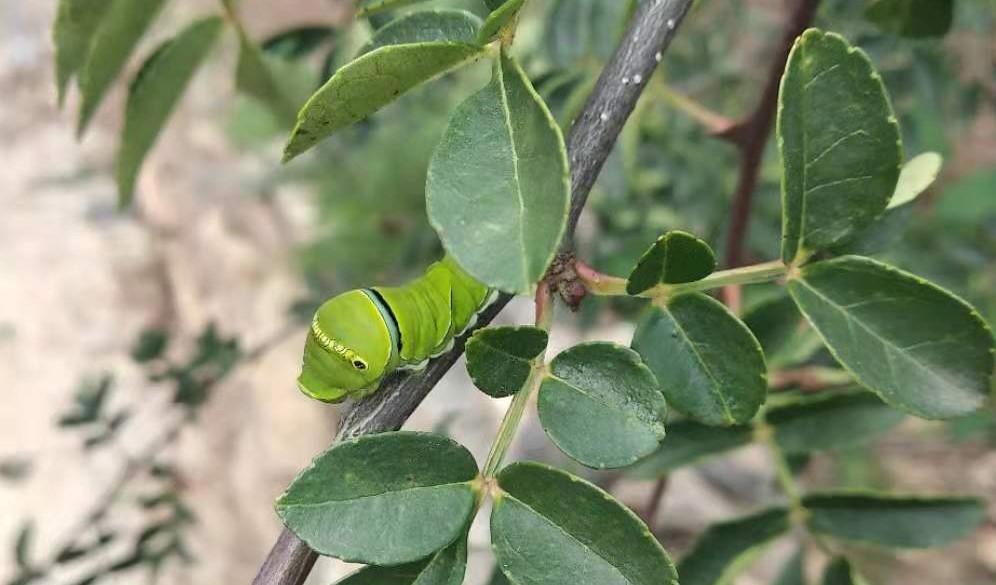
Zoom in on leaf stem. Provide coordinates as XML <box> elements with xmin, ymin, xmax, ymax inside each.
<box><xmin>576</xmin><ymin>259</ymin><xmax>787</xmax><ymax>299</ymax></box>
<box><xmin>482</xmin><ymin>286</ymin><xmax>553</xmax><ymax>479</ymax></box>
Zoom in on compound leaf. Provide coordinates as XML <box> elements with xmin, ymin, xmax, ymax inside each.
<box><xmin>626</xmin><ymin>231</ymin><xmax>716</xmax><ymax>295</ymax></box>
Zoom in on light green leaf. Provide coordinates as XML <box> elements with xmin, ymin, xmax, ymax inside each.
<box><xmin>632</xmin><ymin>294</ymin><xmax>767</xmax><ymax>426</ymax></box>
<box><xmin>677</xmin><ymin>509</ymin><xmax>791</xmax><ymax>585</ymax></box>
<box><xmin>625</xmin><ymin>421</ymin><xmax>752</xmax><ymax>478</ymax></box>
<box><xmin>363</xmin><ymin>10</ymin><xmax>482</xmax><ymax>54</ymax></box>
<box><xmin>427</xmin><ymin>50</ymin><xmax>570</xmax><ymax>294</ymax></box>
<box><xmin>802</xmin><ymin>493</ymin><xmax>985</xmax><ymax>549</ymax></box>
<box><xmin>477</xmin><ymin>0</ymin><xmax>527</xmax><ymax>44</ymax></box>
<box><xmin>788</xmin><ymin>255</ymin><xmax>994</xmax><ymax>419</ymax></box>
<box><xmin>779</xmin><ymin>29</ymin><xmax>902</xmax><ymax>264</ymax></box>
<box><xmin>538</xmin><ymin>342</ymin><xmax>667</xmax><ymax>469</ymax></box>
<box><xmin>77</xmin><ymin>0</ymin><xmax>171</xmax><ymax>135</ymax></box>
<box><xmin>277</xmin><ymin>432</ymin><xmax>479</xmax><ymax>565</ymax></box>
<box><xmin>888</xmin><ymin>152</ymin><xmax>943</xmax><ymax>209</ymax></box>
<box><xmin>283</xmin><ymin>42</ymin><xmax>485</xmax><ymax>161</ymax></box>
<box><xmin>356</xmin><ymin>0</ymin><xmax>432</xmax><ymax>18</ymax></box>
<box><xmin>492</xmin><ymin>462</ymin><xmax>677</xmax><ymax>585</ymax></box>
<box><xmin>766</xmin><ymin>389</ymin><xmax>905</xmax><ymax>454</ymax></box>
<box><xmin>865</xmin><ymin>0</ymin><xmax>954</xmax><ymax>38</ymax></box>
<box><xmin>626</xmin><ymin>231</ymin><xmax>717</xmax><ymax>295</ymax></box>
<box><xmin>822</xmin><ymin>557</ymin><xmax>869</xmax><ymax>585</ymax></box>
<box><xmin>117</xmin><ymin>17</ymin><xmax>222</xmax><ymax>207</ymax></box>
<box><xmin>236</xmin><ymin>34</ymin><xmax>300</xmax><ymax>128</ymax></box>
<box><xmin>466</xmin><ymin>326</ymin><xmax>548</xmax><ymax>398</ymax></box>
<box><xmin>53</xmin><ymin>0</ymin><xmax>112</xmax><ymax>105</ymax></box>
<box><xmin>332</xmin><ymin>534</ymin><xmax>467</xmax><ymax>585</ymax></box>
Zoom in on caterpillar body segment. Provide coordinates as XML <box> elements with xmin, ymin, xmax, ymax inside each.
<box><xmin>298</xmin><ymin>256</ymin><xmax>491</xmax><ymax>403</ymax></box>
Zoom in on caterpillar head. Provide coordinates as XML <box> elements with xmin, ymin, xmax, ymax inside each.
<box><xmin>297</xmin><ymin>290</ymin><xmax>394</xmax><ymax>403</ymax></box>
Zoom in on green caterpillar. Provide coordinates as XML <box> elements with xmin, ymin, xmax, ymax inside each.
<box><xmin>298</xmin><ymin>256</ymin><xmax>494</xmax><ymax>402</ymax></box>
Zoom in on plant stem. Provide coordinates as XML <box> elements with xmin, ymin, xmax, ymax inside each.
<box><xmin>576</xmin><ymin>259</ymin><xmax>786</xmax><ymax>299</ymax></box>
<box><xmin>482</xmin><ymin>371</ymin><xmax>540</xmax><ymax>478</ymax></box>
<box><xmin>654</xmin><ymin>84</ymin><xmax>735</xmax><ymax>136</ymax></box>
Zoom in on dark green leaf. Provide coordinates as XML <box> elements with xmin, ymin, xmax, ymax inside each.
<box><xmin>427</xmin><ymin>50</ymin><xmax>569</xmax><ymax>294</ymax></box>
<box><xmin>277</xmin><ymin>432</ymin><xmax>479</xmax><ymax>565</ymax></box>
<box><xmin>788</xmin><ymin>255</ymin><xmax>994</xmax><ymax>419</ymax></box>
<box><xmin>53</xmin><ymin>0</ymin><xmax>112</xmax><ymax>104</ymax></box>
<box><xmin>775</xmin><ymin>548</ymin><xmax>806</xmax><ymax>585</ymax></box>
<box><xmin>262</xmin><ymin>26</ymin><xmax>335</xmax><ymax>60</ymax></box>
<box><xmin>545</xmin><ymin>0</ymin><xmax>636</xmax><ymax>68</ymax></box>
<box><xmin>476</xmin><ymin>0</ymin><xmax>526</xmax><ymax>44</ymax></box>
<box><xmin>15</xmin><ymin>520</ymin><xmax>33</xmax><ymax>569</ymax></box>
<box><xmin>466</xmin><ymin>326</ymin><xmax>548</xmax><ymax>398</ymax></box>
<box><xmin>492</xmin><ymin>462</ymin><xmax>677</xmax><ymax>585</ymax></box>
<box><xmin>362</xmin><ymin>10</ymin><xmax>482</xmax><ymax>54</ymax></box>
<box><xmin>766</xmin><ymin>389</ymin><xmax>905</xmax><ymax>454</ymax></box>
<box><xmin>779</xmin><ymin>29</ymin><xmax>902</xmax><ymax>264</ymax></box>
<box><xmin>822</xmin><ymin>557</ymin><xmax>869</xmax><ymax>585</ymax></box>
<box><xmin>538</xmin><ymin>342</ymin><xmax>667</xmax><ymax>469</ymax></box>
<box><xmin>625</xmin><ymin>421</ymin><xmax>752</xmax><ymax>478</ymax></box>
<box><xmin>742</xmin><ymin>290</ymin><xmax>822</xmax><ymax>370</ymax></box>
<box><xmin>626</xmin><ymin>231</ymin><xmax>717</xmax><ymax>295</ymax></box>
<box><xmin>486</xmin><ymin>565</ymin><xmax>511</xmax><ymax>585</ymax></box>
<box><xmin>865</xmin><ymin>0</ymin><xmax>953</xmax><ymax>38</ymax></box>
<box><xmin>117</xmin><ymin>17</ymin><xmax>223</xmax><ymax>207</ymax></box>
<box><xmin>333</xmin><ymin>534</ymin><xmax>467</xmax><ymax>585</ymax></box>
<box><xmin>632</xmin><ymin>294</ymin><xmax>767</xmax><ymax>426</ymax></box>
<box><xmin>131</xmin><ymin>328</ymin><xmax>169</xmax><ymax>363</ymax></box>
<box><xmin>236</xmin><ymin>35</ymin><xmax>300</xmax><ymax>128</ymax></box>
<box><xmin>283</xmin><ymin>42</ymin><xmax>485</xmax><ymax>160</ymax></box>
<box><xmin>77</xmin><ymin>0</ymin><xmax>171</xmax><ymax>135</ymax></box>
<box><xmin>676</xmin><ymin>508</ymin><xmax>791</xmax><ymax>585</ymax></box>
<box><xmin>802</xmin><ymin>493</ymin><xmax>985</xmax><ymax>548</ymax></box>
<box><xmin>355</xmin><ymin>0</ymin><xmax>432</xmax><ymax>18</ymax></box>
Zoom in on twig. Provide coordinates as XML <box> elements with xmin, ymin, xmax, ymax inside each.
<box><xmin>643</xmin><ymin>477</ymin><xmax>669</xmax><ymax>533</ymax></box>
<box><xmin>722</xmin><ymin>0</ymin><xmax>821</xmax><ymax>268</ymax></box>
<box><xmin>250</xmin><ymin>2</ymin><xmax>696</xmax><ymax>584</ymax></box>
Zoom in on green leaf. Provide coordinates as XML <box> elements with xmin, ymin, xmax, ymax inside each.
<box><xmin>802</xmin><ymin>493</ymin><xmax>985</xmax><ymax>548</ymax></box>
<box><xmin>788</xmin><ymin>255</ymin><xmax>994</xmax><ymax>419</ymax></box>
<box><xmin>131</xmin><ymin>328</ymin><xmax>169</xmax><ymax>363</ymax></box>
<box><xmin>117</xmin><ymin>17</ymin><xmax>222</xmax><ymax>207</ymax></box>
<box><xmin>466</xmin><ymin>326</ymin><xmax>548</xmax><ymax>398</ymax></box>
<box><xmin>545</xmin><ymin>0</ymin><xmax>636</xmax><ymax>69</ymax></box>
<box><xmin>15</xmin><ymin>520</ymin><xmax>33</xmax><ymax>569</ymax></box>
<box><xmin>333</xmin><ymin>534</ymin><xmax>467</xmax><ymax>585</ymax></box>
<box><xmin>822</xmin><ymin>558</ymin><xmax>869</xmax><ymax>585</ymax></box>
<box><xmin>625</xmin><ymin>421</ymin><xmax>752</xmax><ymax>478</ymax></box>
<box><xmin>775</xmin><ymin>548</ymin><xmax>806</xmax><ymax>585</ymax></box>
<box><xmin>277</xmin><ymin>432</ymin><xmax>479</xmax><ymax>565</ymax></box>
<box><xmin>778</xmin><ymin>29</ymin><xmax>902</xmax><ymax>264</ymax></box>
<box><xmin>427</xmin><ymin>50</ymin><xmax>570</xmax><ymax>294</ymax></box>
<box><xmin>935</xmin><ymin>167</ymin><xmax>996</xmax><ymax>224</ymax></box>
<box><xmin>492</xmin><ymin>462</ymin><xmax>677</xmax><ymax>585</ymax></box>
<box><xmin>632</xmin><ymin>294</ymin><xmax>767</xmax><ymax>426</ymax></box>
<box><xmin>742</xmin><ymin>290</ymin><xmax>822</xmax><ymax>370</ymax></box>
<box><xmin>262</xmin><ymin>26</ymin><xmax>336</xmax><ymax>60</ymax></box>
<box><xmin>865</xmin><ymin>0</ymin><xmax>954</xmax><ymax>38</ymax></box>
<box><xmin>53</xmin><ymin>0</ymin><xmax>112</xmax><ymax>104</ymax></box>
<box><xmin>486</xmin><ymin>565</ymin><xmax>511</xmax><ymax>585</ymax></box>
<box><xmin>538</xmin><ymin>342</ymin><xmax>667</xmax><ymax>469</ymax></box>
<box><xmin>626</xmin><ymin>231</ymin><xmax>717</xmax><ymax>295</ymax></box>
<box><xmin>477</xmin><ymin>0</ymin><xmax>527</xmax><ymax>44</ymax></box>
<box><xmin>888</xmin><ymin>152</ymin><xmax>942</xmax><ymax>209</ymax></box>
<box><xmin>356</xmin><ymin>0</ymin><xmax>433</xmax><ymax>18</ymax></box>
<box><xmin>676</xmin><ymin>508</ymin><xmax>791</xmax><ymax>585</ymax></box>
<box><xmin>283</xmin><ymin>42</ymin><xmax>485</xmax><ymax>161</ymax></box>
<box><xmin>236</xmin><ymin>34</ymin><xmax>300</xmax><ymax>128</ymax></box>
<box><xmin>362</xmin><ymin>10</ymin><xmax>482</xmax><ymax>54</ymax></box>
<box><xmin>77</xmin><ymin>0</ymin><xmax>171</xmax><ymax>135</ymax></box>
<box><xmin>767</xmin><ymin>389</ymin><xmax>905</xmax><ymax>454</ymax></box>
<box><xmin>483</xmin><ymin>0</ymin><xmax>508</xmax><ymax>10</ymax></box>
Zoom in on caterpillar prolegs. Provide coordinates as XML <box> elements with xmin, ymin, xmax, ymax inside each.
<box><xmin>298</xmin><ymin>256</ymin><xmax>494</xmax><ymax>402</ymax></box>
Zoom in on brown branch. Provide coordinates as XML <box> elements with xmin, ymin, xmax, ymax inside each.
<box><xmin>250</xmin><ymin>1</ymin><xmax>696</xmax><ymax>584</ymax></box>
<box><xmin>722</xmin><ymin>0</ymin><xmax>821</xmax><ymax>268</ymax></box>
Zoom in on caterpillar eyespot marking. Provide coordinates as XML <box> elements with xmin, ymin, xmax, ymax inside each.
<box><xmin>298</xmin><ymin>256</ymin><xmax>493</xmax><ymax>403</ymax></box>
